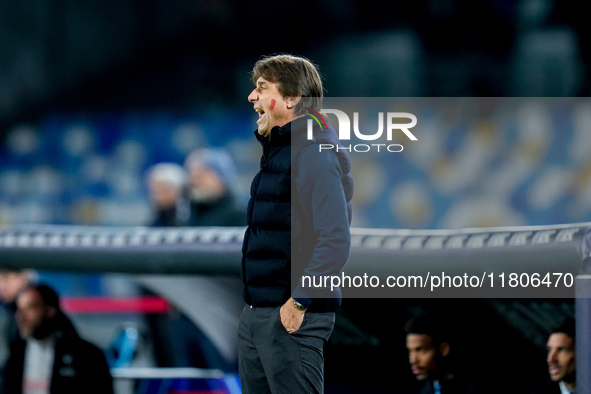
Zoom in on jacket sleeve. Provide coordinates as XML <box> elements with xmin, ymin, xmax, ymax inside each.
<box><xmin>80</xmin><ymin>342</ymin><xmax>114</xmax><ymax>394</ymax></box>
<box><xmin>291</xmin><ymin>145</ymin><xmax>351</xmax><ymax>307</ymax></box>
<box><xmin>1</xmin><ymin>338</ymin><xmax>25</xmax><ymax>394</ymax></box>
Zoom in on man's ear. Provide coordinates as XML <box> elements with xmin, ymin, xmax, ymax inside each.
<box><xmin>286</xmin><ymin>96</ymin><xmax>302</xmax><ymax>109</ymax></box>
<box><xmin>439</xmin><ymin>342</ymin><xmax>450</xmax><ymax>357</ymax></box>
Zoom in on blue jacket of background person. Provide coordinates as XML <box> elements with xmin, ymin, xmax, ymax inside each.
<box><xmin>241</xmin><ymin>116</ymin><xmax>353</xmax><ymax>313</ymax></box>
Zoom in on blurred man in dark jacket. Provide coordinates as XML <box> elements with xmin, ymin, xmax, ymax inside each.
<box><xmin>539</xmin><ymin>318</ymin><xmax>576</xmax><ymax>394</ymax></box>
<box><xmin>184</xmin><ymin>147</ymin><xmax>246</xmax><ymax>227</ymax></box>
<box><xmin>405</xmin><ymin>313</ymin><xmax>477</xmax><ymax>394</ymax></box>
<box><xmin>2</xmin><ymin>283</ymin><xmax>113</xmax><ymax>394</ymax></box>
<box><xmin>144</xmin><ymin>152</ymin><xmax>244</xmax><ymax>370</ymax></box>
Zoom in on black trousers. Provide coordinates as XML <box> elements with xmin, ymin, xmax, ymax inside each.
<box><xmin>237</xmin><ymin>305</ymin><xmax>335</xmax><ymax>394</ymax></box>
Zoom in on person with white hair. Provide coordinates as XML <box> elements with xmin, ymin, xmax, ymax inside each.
<box><xmin>144</xmin><ymin>152</ymin><xmax>245</xmax><ymax>369</ymax></box>
<box><xmin>146</xmin><ymin>162</ymin><xmax>190</xmax><ymax>227</ymax></box>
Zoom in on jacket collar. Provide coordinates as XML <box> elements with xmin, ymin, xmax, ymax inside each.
<box><xmin>254</xmin><ymin>117</ymin><xmax>314</xmax><ymax>147</ymax></box>
<box><xmin>254</xmin><ymin>121</ymin><xmax>291</xmax><ymax>147</ymax></box>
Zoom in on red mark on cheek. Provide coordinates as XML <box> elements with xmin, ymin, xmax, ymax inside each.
<box><xmin>270</xmin><ymin>99</ymin><xmax>276</xmax><ymax>111</ymax></box>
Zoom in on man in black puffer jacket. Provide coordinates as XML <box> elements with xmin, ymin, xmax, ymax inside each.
<box><xmin>239</xmin><ymin>54</ymin><xmax>353</xmax><ymax>394</ymax></box>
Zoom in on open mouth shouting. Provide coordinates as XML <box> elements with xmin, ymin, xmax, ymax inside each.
<box><xmin>255</xmin><ymin>107</ymin><xmax>266</xmax><ymax>126</ymax></box>
<box><xmin>249</xmin><ymin>77</ymin><xmax>291</xmax><ymax>137</ymax></box>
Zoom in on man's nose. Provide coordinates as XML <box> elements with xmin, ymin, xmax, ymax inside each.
<box><xmin>547</xmin><ymin>350</ymin><xmax>557</xmax><ymax>364</ymax></box>
<box><xmin>248</xmin><ymin>89</ymin><xmax>258</xmax><ymax>102</ymax></box>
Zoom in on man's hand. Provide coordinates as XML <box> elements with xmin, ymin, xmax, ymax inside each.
<box><xmin>280</xmin><ymin>297</ymin><xmax>305</xmax><ymax>333</ymax></box>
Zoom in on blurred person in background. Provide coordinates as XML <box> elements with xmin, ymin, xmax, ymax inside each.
<box><xmin>142</xmin><ymin>151</ymin><xmax>245</xmax><ymax>370</ymax></box>
<box><xmin>184</xmin><ymin>147</ymin><xmax>246</xmax><ymax>227</ymax></box>
<box><xmin>1</xmin><ymin>283</ymin><xmax>113</xmax><ymax>394</ymax></box>
<box><xmin>143</xmin><ymin>162</ymin><xmax>190</xmax><ymax>367</ymax></box>
<box><xmin>405</xmin><ymin>313</ymin><xmax>477</xmax><ymax>394</ymax></box>
<box><xmin>169</xmin><ymin>147</ymin><xmax>246</xmax><ymax>369</ymax></box>
<box><xmin>145</xmin><ymin>162</ymin><xmax>190</xmax><ymax>227</ymax></box>
<box><xmin>535</xmin><ymin>317</ymin><xmax>576</xmax><ymax>394</ymax></box>
<box><xmin>0</xmin><ymin>269</ymin><xmax>36</xmax><ymax>379</ymax></box>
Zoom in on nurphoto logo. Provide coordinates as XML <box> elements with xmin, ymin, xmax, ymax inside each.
<box><xmin>305</xmin><ymin>108</ymin><xmax>418</xmax><ymax>153</ymax></box>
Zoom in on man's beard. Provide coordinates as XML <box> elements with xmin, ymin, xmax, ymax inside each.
<box><xmin>30</xmin><ymin>319</ymin><xmax>56</xmax><ymax>340</ymax></box>
<box><xmin>191</xmin><ymin>188</ymin><xmax>222</xmax><ymax>203</ymax></box>
<box><xmin>562</xmin><ymin>370</ymin><xmax>576</xmax><ymax>385</ymax></box>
